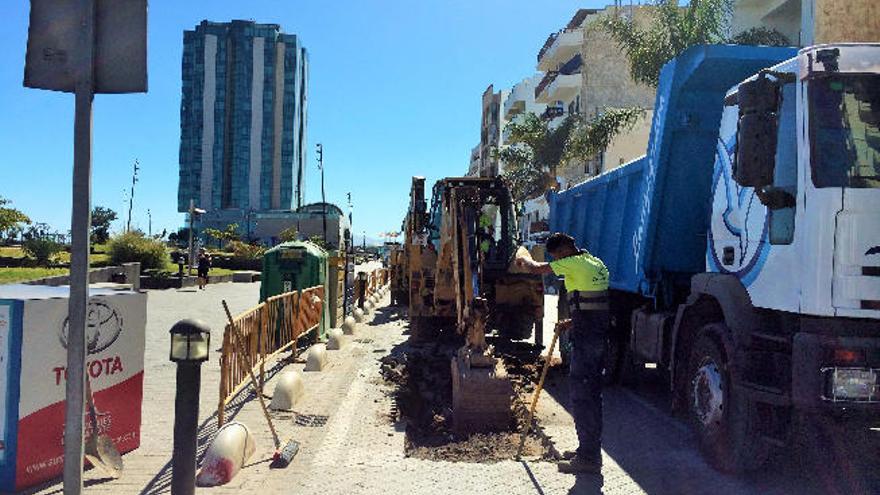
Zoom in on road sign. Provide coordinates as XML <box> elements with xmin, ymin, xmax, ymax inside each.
<box><xmin>24</xmin><ymin>0</ymin><xmax>147</xmax><ymax>94</ymax></box>
<box><xmin>23</xmin><ymin>1</ymin><xmax>147</xmax><ymax>493</ymax></box>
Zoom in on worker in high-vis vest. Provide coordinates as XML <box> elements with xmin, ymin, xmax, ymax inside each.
<box><xmin>516</xmin><ymin>232</ymin><xmax>609</xmax><ymax>475</ymax></box>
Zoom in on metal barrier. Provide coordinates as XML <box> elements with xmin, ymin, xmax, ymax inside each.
<box><xmin>217</xmin><ymin>286</ymin><xmax>324</xmax><ymax>425</ymax></box>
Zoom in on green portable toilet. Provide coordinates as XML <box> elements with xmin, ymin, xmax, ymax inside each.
<box><xmin>260</xmin><ymin>241</ymin><xmax>329</xmax><ymax>337</ymax></box>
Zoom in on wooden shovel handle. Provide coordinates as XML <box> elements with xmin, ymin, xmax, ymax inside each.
<box><xmin>222</xmin><ymin>300</ymin><xmax>281</xmax><ymax>449</ymax></box>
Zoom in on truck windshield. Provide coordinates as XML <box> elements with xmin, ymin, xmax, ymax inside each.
<box><xmin>810</xmin><ymin>74</ymin><xmax>880</xmax><ymax>188</ymax></box>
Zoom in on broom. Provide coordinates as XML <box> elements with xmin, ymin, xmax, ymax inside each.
<box><xmin>222</xmin><ymin>300</ymin><xmax>300</xmax><ymax>467</ymax></box>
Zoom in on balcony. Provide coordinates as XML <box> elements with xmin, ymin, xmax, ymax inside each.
<box><xmin>503</xmin><ymin>82</ymin><xmax>529</xmax><ymax>119</ymax></box>
<box><xmin>538</xmin><ymin>73</ymin><xmax>580</xmax><ymax>104</ymax></box>
<box><xmin>537</xmin><ymin>28</ymin><xmax>583</xmax><ymax>72</ymax></box>
<box><xmin>536</xmin><ymin>54</ymin><xmax>581</xmax><ymax>104</ymax></box>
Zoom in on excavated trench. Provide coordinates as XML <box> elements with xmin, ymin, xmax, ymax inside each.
<box><xmin>379</xmin><ymin>340</ymin><xmax>554</xmax><ymax>463</ymax></box>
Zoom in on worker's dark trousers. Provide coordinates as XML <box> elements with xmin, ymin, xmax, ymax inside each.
<box><xmin>569</xmin><ymin>308</ymin><xmax>609</xmax><ymax>464</ymax></box>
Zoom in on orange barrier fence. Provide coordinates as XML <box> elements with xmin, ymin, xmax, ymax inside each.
<box><xmin>218</xmin><ymin>286</ymin><xmax>324</xmax><ymax>425</ymax></box>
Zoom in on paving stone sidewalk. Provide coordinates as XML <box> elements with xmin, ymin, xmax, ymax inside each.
<box><xmin>27</xmin><ymin>284</ymin><xmax>871</xmax><ymax>495</ymax></box>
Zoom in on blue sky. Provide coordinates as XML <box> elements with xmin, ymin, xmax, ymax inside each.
<box><xmin>0</xmin><ymin>0</ymin><xmax>602</xmax><ymax>241</ymax></box>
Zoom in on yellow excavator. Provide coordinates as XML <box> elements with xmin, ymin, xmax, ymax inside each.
<box><xmin>401</xmin><ymin>176</ymin><xmax>544</xmax><ymax>432</ymax></box>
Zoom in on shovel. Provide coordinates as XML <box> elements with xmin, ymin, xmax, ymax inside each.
<box><xmin>84</xmin><ymin>374</ymin><xmax>124</xmax><ymax>478</ymax></box>
<box><xmin>515</xmin><ymin>320</ymin><xmax>567</xmax><ymax>460</ymax></box>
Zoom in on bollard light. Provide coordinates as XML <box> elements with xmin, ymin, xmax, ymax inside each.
<box><xmin>169</xmin><ymin>319</ymin><xmax>211</xmax><ymax>495</ymax></box>
<box><xmin>170</xmin><ymin>319</ymin><xmax>211</xmax><ymax>362</ymax></box>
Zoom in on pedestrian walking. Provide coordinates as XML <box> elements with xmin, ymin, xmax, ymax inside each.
<box><xmin>197</xmin><ymin>248</ymin><xmax>212</xmax><ymax>290</ymax></box>
<box><xmin>516</xmin><ymin>232</ymin><xmax>609</xmax><ymax>475</ymax></box>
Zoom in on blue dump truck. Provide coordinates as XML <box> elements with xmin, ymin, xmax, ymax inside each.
<box><xmin>551</xmin><ymin>43</ymin><xmax>880</xmax><ymax>472</ymax></box>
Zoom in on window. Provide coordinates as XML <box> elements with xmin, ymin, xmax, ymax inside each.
<box><xmin>809</xmin><ymin>74</ymin><xmax>880</xmax><ymax>189</ymax></box>
<box><xmin>769</xmin><ymin>83</ymin><xmax>797</xmax><ymax>245</ymax></box>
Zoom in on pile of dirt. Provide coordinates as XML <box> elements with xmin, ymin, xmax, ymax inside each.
<box><xmin>379</xmin><ymin>343</ymin><xmax>552</xmax><ymax>463</ymax></box>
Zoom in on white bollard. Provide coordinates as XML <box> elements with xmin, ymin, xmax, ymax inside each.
<box><xmin>342</xmin><ymin>315</ymin><xmax>357</xmax><ymax>335</ymax></box>
<box><xmin>304</xmin><ymin>343</ymin><xmax>328</xmax><ymax>371</ymax></box>
<box><xmin>197</xmin><ymin>422</ymin><xmax>256</xmax><ymax>486</ymax></box>
<box><xmin>354</xmin><ymin>307</ymin><xmax>365</xmax><ymax>322</ymax></box>
<box><xmin>365</xmin><ymin>300</ymin><xmax>374</xmax><ymax>313</ymax></box>
<box><xmin>269</xmin><ymin>371</ymin><xmax>305</xmax><ymax>411</ymax></box>
<box><xmin>326</xmin><ymin>328</ymin><xmax>346</xmax><ymax>350</ymax></box>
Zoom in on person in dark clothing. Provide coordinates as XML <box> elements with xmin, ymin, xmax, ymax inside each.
<box><xmin>197</xmin><ymin>248</ymin><xmax>212</xmax><ymax>290</ymax></box>
<box><xmin>516</xmin><ymin>232</ymin><xmax>609</xmax><ymax>475</ymax></box>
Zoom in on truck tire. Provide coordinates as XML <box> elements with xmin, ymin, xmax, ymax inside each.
<box><xmin>687</xmin><ymin>326</ymin><xmax>769</xmax><ymax>473</ymax></box>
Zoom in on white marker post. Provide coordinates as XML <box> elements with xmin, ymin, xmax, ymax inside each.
<box><xmin>24</xmin><ymin>1</ymin><xmax>147</xmax><ymax>492</ymax></box>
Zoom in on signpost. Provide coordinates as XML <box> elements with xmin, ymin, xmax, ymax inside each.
<box><xmin>23</xmin><ymin>1</ymin><xmax>147</xmax><ymax>493</ymax></box>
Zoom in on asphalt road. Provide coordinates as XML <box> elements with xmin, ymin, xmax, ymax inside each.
<box><xmin>538</xmin><ymin>295</ymin><xmax>880</xmax><ymax>495</ymax></box>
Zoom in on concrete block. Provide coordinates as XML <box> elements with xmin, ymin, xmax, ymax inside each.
<box><xmin>197</xmin><ymin>421</ymin><xmax>256</xmax><ymax>486</ymax></box>
<box><xmin>304</xmin><ymin>344</ymin><xmax>328</xmax><ymax>371</ymax></box>
<box><xmin>342</xmin><ymin>315</ymin><xmax>357</xmax><ymax>335</ymax></box>
<box><xmin>326</xmin><ymin>328</ymin><xmax>345</xmax><ymax>350</ymax></box>
<box><xmin>269</xmin><ymin>371</ymin><xmax>305</xmax><ymax>411</ymax></box>
<box><xmin>232</xmin><ymin>271</ymin><xmax>260</xmax><ymax>283</ymax></box>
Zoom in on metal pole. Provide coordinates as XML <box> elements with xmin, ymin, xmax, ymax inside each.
<box><xmin>63</xmin><ymin>1</ymin><xmax>95</xmax><ymax>493</ymax></box>
<box><xmin>127</xmin><ymin>159</ymin><xmax>138</xmax><ymax>232</ymax></box>
<box><xmin>187</xmin><ymin>199</ymin><xmax>194</xmax><ymax>276</ymax></box>
<box><xmin>171</xmin><ymin>362</ymin><xmax>202</xmax><ymax>495</ymax></box>
<box><xmin>148</xmin><ymin>208</ymin><xmax>152</xmax><ymax>237</ymax></box>
<box><xmin>318</xmin><ymin>144</ymin><xmax>327</xmax><ymax>244</ymax></box>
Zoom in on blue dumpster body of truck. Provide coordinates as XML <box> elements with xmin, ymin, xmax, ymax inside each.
<box><xmin>549</xmin><ymin>44</ymin><xmax>798</xmax><ymax>303</ymax></box>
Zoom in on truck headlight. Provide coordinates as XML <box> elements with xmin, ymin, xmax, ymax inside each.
<box><xmin>823</xmin><ymin>367</ymin><xmax>878</xmax><ymax>402</ymax></box>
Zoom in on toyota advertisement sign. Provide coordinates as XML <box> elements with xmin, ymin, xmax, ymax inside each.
<box><xmin>0</xmin><ymin>285</ymin><xmax>146</xmax><ymax>491</ymax></box>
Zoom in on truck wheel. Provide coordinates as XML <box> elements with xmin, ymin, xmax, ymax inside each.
<box><xmin>687</xmin><ymin>326</ymin><xmax>768</xmax><ymax>473</ymax></box>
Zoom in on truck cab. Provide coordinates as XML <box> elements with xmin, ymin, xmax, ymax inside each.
<box><xmin>550</xmin><ymin>43</ymin><xmax>880</xmax><ymax>474</ymax></box>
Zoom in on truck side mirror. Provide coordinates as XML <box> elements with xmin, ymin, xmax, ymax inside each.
<box><xmin>733</xmin><ymin>75</ymin><xmax>780</xmax><ymax>188</ymax></box>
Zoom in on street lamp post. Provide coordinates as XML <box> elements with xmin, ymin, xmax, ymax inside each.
<box><xmin>187</xmin><ymin>199</ymin><xmax>205</xmax><ymax>276</ymax></box>
<box><xmin>169</xmin><ymin>319</ymin><xmax>211</xmax><ymax>495</ymax></box>
<box><xmin>126</xmin><ymin>159</ymin><xmax>140</xmax><ymax>232</ymax></box>
<box><xmin>317</xmin><ymin>144</ymin><xmax>327</xmax><ymax>245</ymax></box>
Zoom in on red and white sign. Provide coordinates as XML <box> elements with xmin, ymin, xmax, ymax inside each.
<box><xmin>0</xmin><ymin>285</ymin><xmax>146</xmax><ymax>490</ymax></box>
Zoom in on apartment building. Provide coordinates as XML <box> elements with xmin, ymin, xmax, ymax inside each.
<box><xmin>177</xmin><ymin>20</ymin><xmax>309</xmax><ymax>233</ymax></box>
<box><xmin>733</xmin><ymin>0</ymin><xmax>880</xmax><ymax>46</ymax></box>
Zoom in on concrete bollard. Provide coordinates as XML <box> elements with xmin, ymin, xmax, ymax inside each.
<box><xmin>365</xmin><ymin>300</ymin><xmax>374</xmax><ymax>313</ymax></box>
<box><xmin>342</xmin><ymin>315</ymin><xmax>357</xmax><ymax>335</ymax></box>
<box><xmin>269</xmin><ymin>371</ymin><xmax>305</xmax><ymax>411</ymax></box>
<box><xmin>354</xmin><ymin>308</ymin><xmax>365</xmax><ymax>322</ymax></box>
<box><xmin>304</xmin><ymin>344</ymin><xmax>328</xmax><ymax>371</ymax></box>
<box><xmin>326</xmin><ymin>328</ymin><xmax>345</xmax><ymax>350</ymax></box>
<box><xmin>196</xmin><ymin>422</ymin><xmax>256</xmax><ymax>486</ymax></box>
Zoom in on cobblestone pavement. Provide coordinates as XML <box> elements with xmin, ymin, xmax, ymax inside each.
<box><xmin>28</xmin><ymin>284</ymin><xmax>880</xmax><ymax>495</ymax></box>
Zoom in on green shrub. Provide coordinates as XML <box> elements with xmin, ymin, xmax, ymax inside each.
<box><xmin>229</xmin><ymin>240</ymin><xmax>265</xmax><ymax>260</ymax></box>
<box><xmin>108</xmin><ymin>232</ymin><xmax>167</xmax><ymax>272</ymax></box>
<box><xmin>22</xmin><ymin>237</ymin><xmax>63</xmax><ymax>266</ymax></box>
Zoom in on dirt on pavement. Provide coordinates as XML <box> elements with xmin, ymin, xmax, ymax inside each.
<box><xmin>379</xmin><ymin>340</ymin><xmax>554</xmax><ymax>463</ymax></box>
